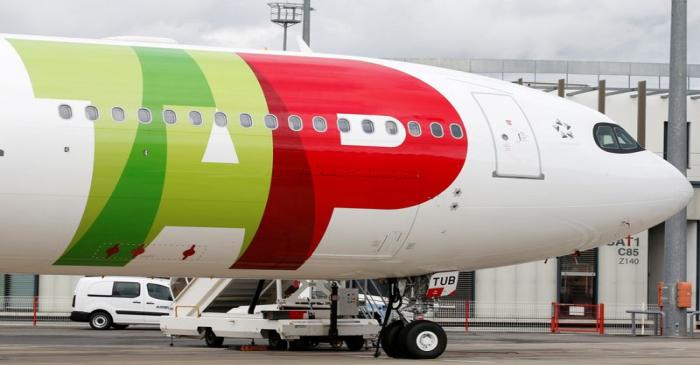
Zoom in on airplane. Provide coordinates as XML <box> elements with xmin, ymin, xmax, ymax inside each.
<box><xmin>0</xmin><ymin>33</ymin><xmax>692</xmax><ymax>359</ymax></box>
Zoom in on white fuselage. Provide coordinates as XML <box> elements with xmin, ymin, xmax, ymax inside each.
<box><xmin>0</xmin><ymin>34</ymin><xmax>692</xmax><ymax>279</ymax></box>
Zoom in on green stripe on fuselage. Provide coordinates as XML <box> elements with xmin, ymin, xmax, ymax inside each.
<box><xmin>143</xmin><ymin>51</ymin><xmax>273</xmax><ymax>252</ymax></box>
<box><xmin>8</xmin><ymin>40</ymin><xmax>144</xmax><ymax>264</ymax></box>
<box><xmin>11</xmin><ymin>39</ymin><xmax>273</xmax><ymax>267</ymax></box>
<box><xmin>57</xmin><ymin>47</ymin><xmax>216</xmax><ymax>266</ymax></box>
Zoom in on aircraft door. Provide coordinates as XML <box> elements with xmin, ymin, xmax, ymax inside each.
<box><xmin>473</xmin><ymin>93</ymin><xmax>544</xmax><ymax>179</ymax></box>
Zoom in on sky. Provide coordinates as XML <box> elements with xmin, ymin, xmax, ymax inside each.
<box><xmin>0</xmin><ymin>0</ymin><xmax>698</xmax><ymax>63</ymax></box>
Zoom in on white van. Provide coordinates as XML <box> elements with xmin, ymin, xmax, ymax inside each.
<box><xmin>70</xmin><ymin>276</ymin><xmax>173</xmax><ymax>330</ymax></box>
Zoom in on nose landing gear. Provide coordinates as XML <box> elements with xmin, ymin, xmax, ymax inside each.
<box><xmin>374</xmin><ymin>279</ymin><xmax>447</xmax><ymax>359</ymax></box>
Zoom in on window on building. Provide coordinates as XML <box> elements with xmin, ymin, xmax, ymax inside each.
<box><xmin>1</xmin><ymin>274</ymin><xmax>37</xmax><ymax>297</ymax></box>
<box><xmin>214</xmin><ymin>112</ymin><xmax>228</xmax><ymax>127</ymax></box>
<box><xmin>289</xmin><ymin>115</ymin><xmax>303</xmax><ymax>131</ymax></box>
<box><xmin>58</xmin><ymin>104</ymin><xmax>73</xmax><ymax>120</ymax></box>
<box><xmin>450</xmin><ymin>124</ymin><xmax>464</xmax><ymax>139</ymax></box>
<box><xmin>386</xmin><ymin>120</ymin><xmax>398</xmax><ymax>135</ymax></box>
<box><xmin>147</xmin><ymin>283</ymin><xmax>172</xmax><ymax>301</ymax></box>
<box><xmin>240</xmin><ymin>113</ymin><xmax>253</xmax><ymax>128</ymax></box>
<box><xmin>138</xmin><ymin>108</ymin><xmax>152</xmax><ymax>124</ymax></box>
<box><xmin>163</xmin><ymin>110</ymin><xmax>177</xmax><ymax>125</ymax></box>
<box><xmin>362</xmin><ymin>119</ymin><xmax>374</xmax><ymax>134</ymax></box>
<box><xmin>189</xmin><ymin>111</ymin><xmax>203</xmax><ymax>126</ymax></box>
<box><xmin>112</xmin><ymin>107</ymin><xmax>125</xmax><ymax>122</ymax></box>
<box><xmin>112</xmin><ymin>281</ymin><xmax>140</xmax><ymax>298</ymax></box>
<box><xmin>85</xmin><ymin>106</ymin><xmax>99</xmax><ymax>121</ymax></box>
<box><xmin>558</xmin><ymin>248</ymin><xmax>598</xmax><ymax>318</ymax></box>
<box><xmin>337</xmin><ymin>118</ymin><xmax>351</xmax><ymax>133</ymax></box>
<box><xmin>313</xmin><ymin>116</ymin><xmax>327</xmax><ymax>132</ymax></box>
<box><xmin>430</xmin><ymin>122</ymin><xmax>444</xmax><ymax>138</ymax></box>
<box><xmin>663</xmin><ymin>121</ymin><xmax>691</xmax><ymax>168</ymax></box>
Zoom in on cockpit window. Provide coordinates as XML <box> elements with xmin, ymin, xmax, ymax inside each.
<box><xmin>593</xmin><ymin>123</ymin><xmax>643</xmax><ymax>153</ymax></box>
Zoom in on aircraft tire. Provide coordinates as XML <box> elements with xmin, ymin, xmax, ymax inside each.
<box><xmin>398</xmin><ymin>320</ymin><xmax>447</xmax><ymax>359</ymax></box>
<box><xmin>380</xmin><ymin>320</ymin><xmax>405</xmax><ymax>358</ymax></box>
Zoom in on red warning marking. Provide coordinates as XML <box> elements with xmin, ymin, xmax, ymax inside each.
<box><xmin>182</xmin><ymin>244</ymin><xmax>196</xmax><ymax>261</ymax></box>
<box><xmin>132</xmin><ymin>244</ymin><xmax>145</xmax><ymax>258</ymax></box>
<box><xmin>105</xmin><ymin>244</ymin><xmax>120</xmax><ymax>259</ymax></box>
<box><xmin>426</xmin><ymin>288</ymin><xmax>444</xmax><ymax>298</ymax></box>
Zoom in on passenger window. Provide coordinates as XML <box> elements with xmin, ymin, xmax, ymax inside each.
<box><xmin>385</xmin><ymin>120</ymin><xmax>398</xmax><ymax>135</ymax></box>
<box><xmin>112</xmin><ymin>107</ymin><xmax>125</xmax><ymax>122</ymax></box>
<box><xmin>163</xmin><ymin>110</ymin><xmax>177</xmax><ymax>125</ymax></box>
<box><xmin>264</xmin><ymin>114</ymin><xmax>278</xmax><ymax>129</ymax></box>
<box><xmin>85</xmin><ymin>106</ymin><xmax>99</xmax><ymax>121</ymax></box>
<box><xmin>337</xmin><ymin>118</ymin><xmax>351</xmax><ymax>133</ymax></box>
<box><xmin>408</xmin><ymin>121</ymin><xmax>421</xmax><ymax>137</ymax></box>
<box><xmin>313</xmin><ymin>116</ymin><xmax>327</xmax><ymax>132</ymax></box>
<box><xmin>362</xmin><ymin>119</ymin><xmax>375</xmax><ymax>134</ymax></box>
<box><xmin>214</xmin><ymin>112</ymin><xmax>228</xmax><ymax>127</ymax></box>
<box><xmin>430</xmin><ymin>122</ymin><xmax>444</xmax><ymax>138</ymax></box>
<box><xmin>449</xmin><ymin>124</ymin><xmax>464</xmax><ymax>139</ymax></box>
<box><xmin>138</xmin><ymin>108</ymin><xmax>152</xmax><ymax>124</ymax></box>
<box><xmin>288</xmin><ymin>115</ymin><xmax>303</xmax><ymax>131</ymax></box>
<box><xmin>147</xmin><ymin>283</ymin><xmax>172</xmax><ymax>301</ymax></box>
<box><xmin>240</xmin><ymin>113</ymin><xmax>253</xmax><ymax>128</ymax></box>
<box><xmin>58</xmin><ymin>104</ymin><xmax>73</xmax><ymax>120</ymax></box>
<box><xmin>112</xmin><ymin>282</ymin><xmax>140</xmax><ymax>298</ymax></box>
<box><xmin>189</xmin><ymin>111</ymin><xmax>203</xmax><ymax>126</ymax></box>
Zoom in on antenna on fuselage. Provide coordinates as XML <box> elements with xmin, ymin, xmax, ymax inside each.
<box><xmin>296</xmin><ymin>35</ymin><xmax>312</xmax><ymax>53</ymax></box>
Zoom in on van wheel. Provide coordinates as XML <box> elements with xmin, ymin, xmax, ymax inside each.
<box><xmin>89</xmin><ymin>311</ymin><xmax>112</xmax><ymax>330</ymax></box>
<box><xmin>111</xmin><ymin>324</ymin><xmax>129</xmax><ymax>330</ymax></box>
<box><xmin>204</xmin><ymin>328</ymin><xmax>224</xmax><ymax>347</ymax></box>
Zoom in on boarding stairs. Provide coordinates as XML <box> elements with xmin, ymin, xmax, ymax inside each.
<box><xmin>169</xmin><ymin>277</ymin><xmax>389</xmax><ymax>321</ymax></box>
<box><xmin>170</xmin><ymin>278</ymin><xmax>270</xmax><ymax>317</ymax></box>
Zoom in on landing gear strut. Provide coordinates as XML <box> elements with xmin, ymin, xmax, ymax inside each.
<box><xmin>374</xmin><ymin>279</ymin><xmax>447</xmax><ymax>359</ymax></box>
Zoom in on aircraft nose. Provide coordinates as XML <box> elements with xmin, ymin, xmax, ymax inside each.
<box><xmin>638</xmin><ymin>153</ymin><xmax>693</xmax><ymax>224</ymax></box>
<box><xmin>663</xmin><ymin>160</ymin><xmax>694</xmax><ymax>212</ymax></box>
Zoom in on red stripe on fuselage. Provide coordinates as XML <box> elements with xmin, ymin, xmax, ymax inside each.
<box><xmin>233</xmin><ymin>54</ymin><xmax>467</xmax><ymax>270</ymax></box>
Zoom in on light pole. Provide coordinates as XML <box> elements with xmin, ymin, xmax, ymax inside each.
<box><xmin>302</xmin><ymin>0</ymin><xmax>311</xmax><ymax>46</ymax></box>
<box><xmin>268</xmin><ymin>2</ymin><xmax>304</xmax><ymax>51</ymax></box>
<box><xmin>664</xmin><ymin>0</ymin><xmax>688</xmax><ymax>337</ymax></box>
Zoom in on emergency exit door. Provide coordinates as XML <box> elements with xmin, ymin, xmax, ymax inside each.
<box><xmin>473</xmin><ymin>93</ymin><xmax>544</xmax><ymax>179</ymax></box>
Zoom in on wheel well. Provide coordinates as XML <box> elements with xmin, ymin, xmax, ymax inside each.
<box><xmin>91</xmin><ymin>310</ymin><xmax>111</xmax><ymax>318</ymax></box>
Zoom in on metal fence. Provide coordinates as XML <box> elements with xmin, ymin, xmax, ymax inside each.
<box><xmin>422</xmin><ymin>300</ymin><xmax>669</xmax><ymax>336</ymax></box>
<box><xmin>0</xmin><ymin>296</ymin><xmax>73</xmax><ymax>324</ymax></box>
<box><xmin>0</xmin><ymin>295</ymin><xmax>690</xmax><ymax>335</ymax></box>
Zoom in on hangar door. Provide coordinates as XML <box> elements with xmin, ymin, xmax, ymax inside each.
<box><xmin>473</xmin><ymin>93</ymin><xmax>544</xmax><ymax>179</ymax></box>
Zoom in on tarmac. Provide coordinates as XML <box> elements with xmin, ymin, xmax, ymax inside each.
<box><xmin>0</xmin><ymin>325</ymin><xmax>698</xmax><ymax>364</ymax></box>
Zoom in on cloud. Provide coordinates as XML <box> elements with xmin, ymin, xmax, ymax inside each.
<box><xmin>0</xmin><ymin>0</ymin><xmax>697</xmax><ymax>63</ymax></box>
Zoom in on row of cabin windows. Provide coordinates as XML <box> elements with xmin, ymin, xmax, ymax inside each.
<box><xmin>57</xmin><ymin>104</ymin><xmax>465</xmax><ymax>140</ymax></box>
